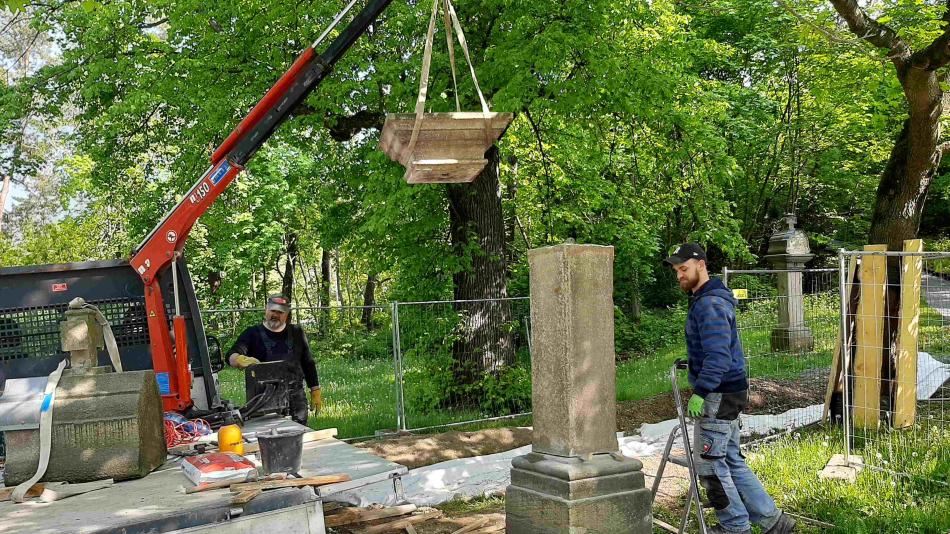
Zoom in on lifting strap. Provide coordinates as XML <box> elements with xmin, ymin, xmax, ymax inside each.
<box><xmin>405</xmin><ymin>0</ymin><xmax>494</xmax><ymax>163</ymax></box>
<box><xmin>11</xmin><ymin>359</ymin><xmax>67</xmax><ymax>503</ymax></box>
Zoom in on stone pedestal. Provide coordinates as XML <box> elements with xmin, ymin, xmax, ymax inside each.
<box><xmin>765</xmin><ymin>214</ymin><xmax>814</xmax><ymax>353</ymax></box>
<box><xmin>506</xmin><ymin>244</ymin><xmax>652</xmax><ymax>534</ymax></box>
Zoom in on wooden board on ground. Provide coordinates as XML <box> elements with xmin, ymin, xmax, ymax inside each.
<box><xmin>325</xmin><ymin>504</ymin><xmax>418</xmax><ymax>527</ymax></box>
<box><xmin>0</xmin><ymin>484</ymin><xmax>43</xmax><ymax>502</ymax></box>
<box><xmin>824</xmin><ymin>254</ymin><xmax>859</xmax><ymax>422</ymax></box>
<box><xmin>360</xmin><ymin>511</ymin><xmax>443</xmax><ymax>533</ymax></box>
<box><xmin>230</xmin><ymin>474</ymin><xmax>350</xmax><ymax>493</ymax></box>
<box><xmin>244</xmin><ymin>428</ymin><xmax>338</xmax><ymax>454</ymax></box>
<box><xmin>853</xmin><ymin>244</ymin><xmax>888</xmax><ymax>429</ymax></box>
<box><xmin>894</xmin><ymin>239</ymin><xmax>923</xmax><ymax>428</ymax></box>
<box><xmin>450</xmin><ymin>517</ymin><xmax>489</xmax><ymax>534</ymax></box>
<box><xmin>40</xmin><ymin>479</ymin><xmax>113</xmax><ymax>502</ymax></box>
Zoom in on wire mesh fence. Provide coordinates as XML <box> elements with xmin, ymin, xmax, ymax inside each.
<box><xmin>723</xmin><ymin>268</ymin><xmax>840</xmax><ymax>436</ymax></box>
<box><xmin>392</xmin><ymin>297</ymin><xmax>532</xmax><ymax>432</ymax></box>
<box><xmin>837</xmin><ymin>249</ymin><xmax>950</xmax><ymax>489</ymax></box>
<box><xmin>202</xmin><ymin>305</ymin><xmax>397</xmax><ymax>439</ymax></box>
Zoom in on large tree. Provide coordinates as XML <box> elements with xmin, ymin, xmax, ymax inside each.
<box><xmin>828</xmin><ymin>0</ymin><xmax>950</xmax><ymax>248</ymax></box>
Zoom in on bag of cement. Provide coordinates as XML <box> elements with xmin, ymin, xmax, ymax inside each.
<box><xmin>181</xmin><ymin>452</ymin><xmax>256</xmax><ymax>487</ymax></box>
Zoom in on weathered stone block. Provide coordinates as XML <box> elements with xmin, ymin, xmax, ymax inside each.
<box><xmin>527</xmin><ymin>244</ymin><xmax>618</xmax><ymax>458</ymax></box>
<box><xmin>3</xmin><ymin>370</ymin><xmax>166</xmax><ymax>485</ymax></box>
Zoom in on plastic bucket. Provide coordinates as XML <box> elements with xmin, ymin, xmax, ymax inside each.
<box><xmin>257</xmin><ymin>428</ymin><xmax>306</xmax><ymax>475</ymax></box>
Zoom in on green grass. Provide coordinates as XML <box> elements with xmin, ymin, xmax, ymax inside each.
<box><xmin>746</xmin><ymin>426</ymin><xmax>950</xmax><ymax>533</ymax></box>
<box><xmin>218</xmin><ymin>354</ymin><xmax>399</xmax><ymax>438</ymax></box>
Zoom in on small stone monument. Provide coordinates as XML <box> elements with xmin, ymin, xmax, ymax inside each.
<box><xmin>61</xmin><ymin>304</ymin><xmax>105</xmax><ymax>370</ymax></box>
<box><xmin>764</xmin><ymin>214</ymin><xmax>814</xmax><ymax>352</ymax></box>
<box><xmin>505</xmin><ymin>244</ymin><xmax>653</xmax><ymax>534</ymax></box>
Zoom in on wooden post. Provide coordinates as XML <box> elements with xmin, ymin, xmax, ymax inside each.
<box><xmin>853</xmin><ymin>244</ymin><xmax>888</xmax><ymax>429</ymax></box>
<box><xmin>893</xmin><ymin>239</ymin><xmax>923</xmax><ymax>429</ymax></box>
<box><xmin>824</xmin><ymin>255</ymin><xmax>858</xmax><ymax>422</ymax></box>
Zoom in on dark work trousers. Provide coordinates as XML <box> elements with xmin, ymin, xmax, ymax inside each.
<box><xmin>692</xmin><ymin>391</ymin><xmax>781</xmax><ymax>533</ymax></box>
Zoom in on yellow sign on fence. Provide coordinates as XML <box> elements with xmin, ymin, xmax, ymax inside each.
<box><xmin>732</xmin><ymin>288</ymin><xmax>749</xmax><ymax>300</ymax></box>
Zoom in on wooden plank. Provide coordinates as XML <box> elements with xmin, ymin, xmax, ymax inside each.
<box><xmin>471</xmin><ymin>525</ymin><xmax>504</xmax><ymax>534</ymax></box>
<box><xmin>853</xmin><ymin>244</ymin><xmax>888</xmax><ymax>429</ymax></box>
<box><xmin>824</xmin><ymin>255</ymin><xmax>859</xmax><ymax>422</ymax></box>
<box><xmin>229</xmin><ymin>474</ymin><xmax>350</xmax><ymax>493</ymax></box>
<box><xmin>449</xmin><ymin>518</ymin><xmax>489</xmax><ymax>534</ymax></box>
<box><xmin>184</xmin><ymin>480</ymin><xmax>235</xmax><ymax>494</ymax></box>
<box><xmin>405</xmin><ymin>525</ymin><xmax>418</xmax><ymax>534</ymax></box>
<box><xmin>894</xmin><ymin>239</ymin><xmax>923</xmax><ymax>428</ymax></box>
<box><xmin>231</xmin><ymin>489</ymin><xmax>262</xmax><ymax>506</ymax></box>
<box><xmin>39</xmin><ymin>479</ymin><xmax>113</xmax><ymax>503</ymax></box>
<box><xmin>0</xmin><ymin>484</ymin><xmax>43</xmax><ymax>502</ymax></box>
<box><xmin>243</xmin><ymin>428</ymin><xmax>338</xmax><ymax>454</ymax></box>
<box><xmin>325</xmin><ymin>504</ymin><xmax>418</xmax><ymax>527</ymax></box>
<box><xmin>359</xmin><ymin>511</ymin><xmax>443</xmax><ymax>534</ymax></box>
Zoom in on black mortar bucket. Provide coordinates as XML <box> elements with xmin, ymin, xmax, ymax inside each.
<box><xmin>257</xmin><ymin>428</ymin><xmax>306</xmax><ymax>476</ymax></box>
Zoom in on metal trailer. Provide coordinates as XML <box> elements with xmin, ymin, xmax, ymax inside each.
<box><xmin>0</xmin><ymin>415</ymin><xmax>407</xmax><ymax>534</ymax></box>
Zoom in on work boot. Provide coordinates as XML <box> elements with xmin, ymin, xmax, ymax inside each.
<box><xmin>707</xmin><ymin>526</ymin><xmax>751</xmax><ymax>534</ymax></box>
<box><xmin>764</xmin><ymin>512</ymin><xmax>797</xmax><ymax>534</ymax></box>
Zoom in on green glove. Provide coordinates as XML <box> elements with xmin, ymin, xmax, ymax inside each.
<box><xmin>687</xmin><ymin>394</ymin><xmax>705</xmax><ymax>418</ymax></box>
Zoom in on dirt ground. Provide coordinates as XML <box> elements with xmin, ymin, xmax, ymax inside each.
<box><xmin>355</xmin><ymin>427</ymin><xmax>533</xmax><ymax>469</ymax></box>
<box><xmin>359</xmin><ymin>373</ymin><xmax>829</xmax><ymax>469</ymax></box>
<box><xmin>345</xmin><ymin>373</ymin><xmax>828</xmax><ymax>532</ymax></box>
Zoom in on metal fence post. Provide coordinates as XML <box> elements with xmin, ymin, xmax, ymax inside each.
<box><xmin>390</xmin><ymin>301</ymin><xmax>408</xmax><ymax>431</ymax></box>
<box><xmin>838</xmin><ymin>249</ymin><xmax>852</xmax><ymax>465</ymax></box>
<box><xmin>723</xmin><ymin>266</ymin><xmax>730</xmax><ymax>288</ymax></box>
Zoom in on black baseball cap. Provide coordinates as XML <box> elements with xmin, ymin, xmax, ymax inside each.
<box><xmin>663</xmin><ymin>243</ymin><xmax>707</xmax><ymax>266</ymax></box>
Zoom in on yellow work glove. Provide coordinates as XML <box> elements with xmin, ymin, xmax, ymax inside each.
<box><xmin>310</xmin><ymin>387</ymin><xmax>323</xmax><ymax>413</ymax></box>
<box><xmin>231</xmin><ymin>354</ymin><xmax>260</xmax><ymax>369</ymax></box>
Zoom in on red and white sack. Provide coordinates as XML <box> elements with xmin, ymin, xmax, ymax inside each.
<box><xmin>181</xmin><ymin>452</ymin><xmax>257</xmax><ymax>486</ymax></box>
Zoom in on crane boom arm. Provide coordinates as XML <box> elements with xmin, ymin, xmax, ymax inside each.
<box><xmin>130</xmin><ymin>0</ymin><xmax>395</xmax><ymax>411</ymax></box>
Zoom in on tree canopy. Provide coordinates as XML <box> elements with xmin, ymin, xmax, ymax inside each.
<box><xmin>1</xmin><ymin>0</ymin><xmax>948</xmax><ymax>311</ymax></box>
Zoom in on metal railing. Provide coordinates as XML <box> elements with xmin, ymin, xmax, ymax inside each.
<box><xmin>391</xmin><ymin>297</ymin><xmax>532</xmax><ymax>432</ymax></box>
<box><xmin>723</xmin><ymin>268</ymin><xmax>840</xmax><ymax>436</ymax></box>
<box><xmin>836</xmin><ymin>249</ymin><xmax>950</xmax><ymax>488</ymax></box>
<box><xmin>202</xmin><ymin>298</ymin><xmax>532</xmax><ymax>438</ymax></box>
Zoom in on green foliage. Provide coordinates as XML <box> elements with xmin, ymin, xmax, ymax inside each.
<box><xmin>926</xmin><ymin>237</ymin><xmax>950</xmax><ymax>277</ymax></box>
<box><xmin>614</xmin><ymin>305</ymin><xmax>686</xmax><ymax>359</ymax></box>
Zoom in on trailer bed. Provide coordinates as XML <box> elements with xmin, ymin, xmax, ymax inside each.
<box><xmin>0</xmin><ymin>416</ymin><xmax>406</xmax><ymax>534</ymax></box>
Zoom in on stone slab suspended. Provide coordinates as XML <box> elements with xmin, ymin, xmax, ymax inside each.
<box><xmin>379</xmin><ymin>112</ymin><xmax>513</xmax><ymax>184</ymax></box>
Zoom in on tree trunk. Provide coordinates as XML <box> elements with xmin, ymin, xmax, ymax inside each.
<box><xmin>281</xmin><ymin>233</ymin><xmax>298</xmax><ymax>300</ymax></box>
<box><xmin>361</xmin><ymin>273</ymin><xmax>378</xmax><ymax>330</ymax></box>
<box><xmin>867</xmin><ymin>69</ymin><xmax>943</xmax><ymax>420</ymax></box>
<box><xmin>334</xmin><ymin>250</ymin><xmax>344</xmax><ymax>306</ymax></box>
<box><xmin>320</xmin><ymin>249</ymin><xmax>331</xmax><ymax>306</ymax></box>
<box><xmin>445</xmin><ymin>146</ymin><xmax>514</xmax><ymax>391</ymax></box>
<box><xmin>320</xmin><ymin>248</ymin><xmax>331</xmax><ymax>337</ymax></box>
<box><xmin>868</xmin><ymin>66</ymin><xmax>942</xmax><ymax>249</ymax></box>
<box><xmin>0</xmin><ymin>174</ymin><xmax>10</xmax><ymax>235</ymax></box>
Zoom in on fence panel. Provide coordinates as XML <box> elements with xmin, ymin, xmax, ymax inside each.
<box><xmin>724</xmin><ymin>268</ymin><xmax>840</xmax><ymax>436</ymax></box>
<box><xmin>840</xmin><ymin>249</ymin><xmax>950</xmax><ymax>490</ymax></box>
<box><xmin>393</xmin><ymin>297</ymin><xmax>532</xmax><ymax>432</ymax></box>
<box><xmin>202</xmin><ymin>305</ymin><xmax>396</xmax><ymax>439</ymax></box>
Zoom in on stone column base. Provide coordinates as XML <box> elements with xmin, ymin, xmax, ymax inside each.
<box><xmin>505</xmin><ymin>452</ymin><xmax>653</xmax><ymax>534</ymax></box>
<box><xmin>770</xmin><ymin>327</ymin><xmax>814</xmax><ymax>352</ymax></box>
